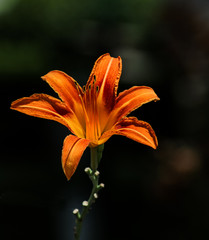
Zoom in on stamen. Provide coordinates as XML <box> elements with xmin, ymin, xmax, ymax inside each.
<box><xmin>92</xmin><ymin>83</ymin><xmax>98</xmax><ymax>140</ymax></box>
<box><xmin>91</xmin><ymin>87</ymin><xmax>100</xmax><ymax>140</ymax></box>
<box><xmin>74</xmin><ymin>80</ymin><xmax>82</xmax><ymax>94</ymax></box>
<box><xmin>82</xmin><ymin>75</ymin><xmax>101</xmax><ymax>142</ymax></box>
<box><xmin>78</xmin><ymin>94</ymin><xmax>89</xmax><ymax>123</ymax></box>
<box><xmin>93</xmin><ymin>75</ymin><xmax>96</xmax><ymax>85</ymax></box>
<box><xmin>84</xmin><ymin>82</ymin><xmax>93</xmax><ymax>140</ymax></box>
<box><xmin>74</xmin><ymin>82</ymin><xmax>87</xmax><ymax>117</ymax></box>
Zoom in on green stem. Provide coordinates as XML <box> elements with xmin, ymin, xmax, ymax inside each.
<box><xmin>73</xmin><ymin>144</ymin><xmax>104</xmax><ymax>240</ymax></box>
<box><xmin>90</xmin><ymin>147</ymin><xmax>98</xmax><ymax>172</ymax></box>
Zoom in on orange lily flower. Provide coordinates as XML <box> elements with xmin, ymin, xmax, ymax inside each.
<box><xmin>11</xmin><ymin>53</ymin><xmax>159</xmax><ymax>180</ymax></box>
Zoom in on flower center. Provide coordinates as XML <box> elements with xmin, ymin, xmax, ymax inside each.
<box><xmin>75</xmin><ymin>76</ymin><xmax>101</xmax><ymax>145</ymax></box>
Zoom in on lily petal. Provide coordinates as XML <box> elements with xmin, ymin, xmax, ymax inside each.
<box><xmin>104</xmin><ymin>86</ymin><xmax>159</xmax><ymax>131</ymax></box>
<box><xmin>62</xmin><ymin>134</ymin><xmax>90</xmax><ymax>180</ymax></box>
<box><xmin>10</xmin><ymin>94</ymin><xmax>85</xmax><ymax>138</ymax></box>
<box><xmin>86</xmin><ymin>53</ymin><xmax>122</xmax><ymax>132</ymax></box>
<box><xmin>87</xmin><ymin>53</ymin><xmax>122</xmax><ymax>110</ymax></box>
<box><xmin>42</xmin><ymin>70</ymin><xmax>85</xmax><ymax>128</ymax></box>
<box><xmin>100</xmin><ymin>117</ymin><xmax>158</xmax><ymax>149</ymax></box>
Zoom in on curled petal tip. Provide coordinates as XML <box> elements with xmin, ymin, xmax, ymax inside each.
<box><xmin>62</xmin><ymin>135</ymin><xmax>90</xmax><ymax>180</ymax></box>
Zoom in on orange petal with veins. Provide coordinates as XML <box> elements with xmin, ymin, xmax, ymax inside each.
<box><xmin>87</xmin><ymin>53</ymin><xmax>122</xmax><ymax>110</ymax></box>
<box><xmin>104</xmin><ymin>86</ymin><xmax>160</xmax><ymax>131</ymax></box>
<box><xmin>100</xmin><ymin>117</ymin><xmax>158</xmax><ymax>149</ymax></box>
<box><xmin>10</xmin><ymin>94</ymin><xmax>85</xmax><ymax>138</ymax></box>
<box><xmin>42</xmin><ymin>70</ymin><xmax>85</xmax><ymax>128</ymax></box>
<box><xmin>62</xmin><ymin>135</ymin><xmax>90</xmax><ymax>180</ymax></box>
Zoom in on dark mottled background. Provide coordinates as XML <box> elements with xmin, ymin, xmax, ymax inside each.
<box><xmin>2</xmin><ymin>0</ymin><xmax>209</xmax><ymax>239</ymax></box>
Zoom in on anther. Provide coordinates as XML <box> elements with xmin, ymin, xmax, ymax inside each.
<box><xmin>93</xmin><ymin>75</ymin><xmax>96</xmax><ymax>84</ymax></box>
<box><xmin>94</xmin><ymin>170</ymin><xmax>100</xmax><ymax>176</ymax></box>
<box><xmin>74</xmin><ymin>80</ymin><xmax>78</xmax><ymax>86</ymax></box>
<box><xmin>74</xmin><ymin>80</ymin><xmax>81</xmax><ymax>93</ymax></box>
<box><xmin>96</xmin><ymin>86</ymin><xmax>99</xmax><ymax>92</ymax></box>
<box><xmin>89</xmin><ymin>84</ymin><xmax>91</xmax><ymax>91</ymax></box>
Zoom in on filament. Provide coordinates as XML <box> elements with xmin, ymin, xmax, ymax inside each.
<box><xmin>75</xmin><ymin>75</ymin><xmax>101</xmax><ymax>143</ymax></box>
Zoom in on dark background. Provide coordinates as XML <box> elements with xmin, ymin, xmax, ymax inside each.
<box><xmin>2</xmin><ymin>0</ymin><xmax>209</xmax><ymax>239</ymax></box>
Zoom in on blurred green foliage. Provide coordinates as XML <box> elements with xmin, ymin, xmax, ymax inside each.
<box><xmin>2</xmin><ymin>0</ymin><xmax>209</xmax><ymax>239</ymax></box>
<box><xmin>0</xmin><ymin>0</ymin><xmax>164</xmax><ymax>77</ymax></box>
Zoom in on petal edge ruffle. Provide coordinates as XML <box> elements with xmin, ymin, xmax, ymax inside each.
<box><xmin>104</xmin><ymin>86</ymin><xmax>159</xmax><ymax>131</ymax></box>
<box><xmin>42</xmin><ymin>70</ymin><xmax>86</xmax><ymax>128</ymax></box>
<box><xmin>100</xmin><ymin>117</ymin><xmax>158</xmax><ymax>149</ymax></box>
<box><xmin>11</xmin><ymin>93</ymin><xmax>85</xmax><ymax>138</ymax></box>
